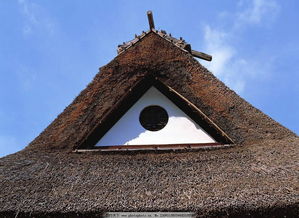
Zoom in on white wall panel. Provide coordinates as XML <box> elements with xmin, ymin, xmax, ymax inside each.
<box><xmin>96</xmin><ymin>87</ymin><xmax>216</xmax><ymax>146</ymax></box>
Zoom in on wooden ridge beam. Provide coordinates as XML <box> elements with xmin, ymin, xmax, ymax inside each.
<box><xmin>191</xmin><ymin>50</ymin><xmax>212</xmax><ymax>61</ymax></box>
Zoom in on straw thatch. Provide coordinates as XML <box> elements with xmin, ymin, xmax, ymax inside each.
<box><xmin>0</xmin><ymin>31</ymin><xmax>298</xmax><ymax>217</ymax></box>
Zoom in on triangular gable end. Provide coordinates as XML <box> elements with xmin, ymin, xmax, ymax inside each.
<box><xmin>78</xmin><ymin>77</ymin><xmax>233</xmax><ymax>150</ymax></box>
<box><xmin>96</xmin><ymin>86</ymin><xmax>216</xmax><ymax>146</ymax></box>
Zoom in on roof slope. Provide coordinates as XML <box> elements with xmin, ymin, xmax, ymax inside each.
<box><xmin>0</xmin><ymin>31</ymin><xmax>298</xmax><ymax>217</ymax></box>
<box><xmin>0</xmin><ymin>137</ymin><xmax>298</xmax><ymax>217</ymax></box>
<box><xmin>25</xmin><ymin>31</ymin><xmax>295</xmax><ymax>151</ymax></box>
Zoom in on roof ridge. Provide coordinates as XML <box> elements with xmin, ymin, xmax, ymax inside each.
<box><xmin>117</xmin><ymin>29</ymin><xmax>212</xmax><ymax>61</ymax></box>
<box><xmin>117</xmin><ymin>29</ymin><xmax>191</xmax><ymax>55</ymax></box>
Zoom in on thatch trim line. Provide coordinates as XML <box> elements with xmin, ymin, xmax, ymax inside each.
<box><xmin>164</xmin><ymin>83</ymin><xmax>234</xmax><ymax>144</ymax></box>
<box><xmin>74</xmin><ymin>142</ymin><xmax>232</xmax><ymax>152</ymax></box>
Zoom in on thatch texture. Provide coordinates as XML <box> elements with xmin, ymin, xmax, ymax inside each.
<box><xmin>0</xmin><ymin>137</ymin><xmax>298</xmax><ymax>217</ymax></box>
<box><xmin>25</xmin><ymin>32</ymin><xmax>295</xmax><ymax>151</ymax></box>
<box><xmin>0</xmin><ymin>31</ymin><xmax>298</xmax><ymax>217</ymax></box>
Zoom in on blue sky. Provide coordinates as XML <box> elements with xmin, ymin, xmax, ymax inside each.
<box><xmin>0</xmin><ymin>0</ymin><xmax>298</xmax><ymax>157</ymax></box>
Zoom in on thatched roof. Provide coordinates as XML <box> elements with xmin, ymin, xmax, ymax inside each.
<box><xmin>0</xmin><ymin>31</ymin><xmax>298</xmax><ymax>217</ymax></box>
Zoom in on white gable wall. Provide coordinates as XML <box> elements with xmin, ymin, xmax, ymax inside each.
<box><xmin>96</xmin><ymin>87</ymin><xmax>216</xmax><ymax>146</ymax></box>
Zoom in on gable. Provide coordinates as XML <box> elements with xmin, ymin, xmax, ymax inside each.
<box><xmin>25</xmin><ymin>31</ymin><xmax>294</xmax><ymax>152</ymax></box>
<box><xmin>96</xmin><ymin>87</ymin><xmax>216</xmax><ymax>146</ymax></box>
<box><xmin>78</xmin><ymin>77</ymin><xmax>233</xmax><ymax>150</ymax></box>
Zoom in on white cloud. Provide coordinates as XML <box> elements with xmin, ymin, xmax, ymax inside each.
<box><xmin>18</xmin><ymin>0</ymin><xmax>38</xmax><ymax>24</ymax></box>
<box><xmin>202</xmin><ymin>0</ymin><xmax>279</xmax><ymax>93</ymax></box>
<box><xmin>237</xmin><ymin>0</ymin><xmax>279</xmax><ymax>25</ymax></box>
<box><xmin>203</xmin><ymin>26</ymin><xmax>235</xmax><ymax>77</ymax></box>
<box><xmin>18</xmin><ymin>0</ymin><xmax>55</xmax><ymax>36</ymax></box>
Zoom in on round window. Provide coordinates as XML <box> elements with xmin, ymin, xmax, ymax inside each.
<box><xmin>139</xmin><ymin>105</ymin><xmax>169</xmax><ymax>131</ymax></box>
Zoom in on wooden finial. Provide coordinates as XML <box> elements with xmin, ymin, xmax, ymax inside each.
<box><xmin>147</xmin><ymin>11</ymin><xmax>155</xmax><ymax>30</ymax></box>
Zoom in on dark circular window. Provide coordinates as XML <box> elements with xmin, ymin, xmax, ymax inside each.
<box><xmin>139</xmin><ymin>105</ymin><xmax>168</xmax><ymax>131</ymax></box>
